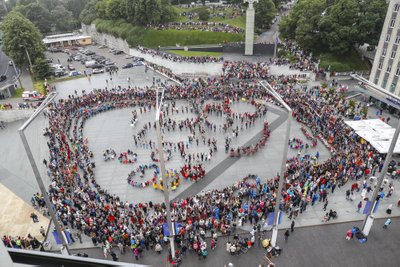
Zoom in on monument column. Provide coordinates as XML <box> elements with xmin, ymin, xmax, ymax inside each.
<box><xmin>244</xmin><ymin>0</ymin><xmax>258</xmax><ymax>55</ymax></box>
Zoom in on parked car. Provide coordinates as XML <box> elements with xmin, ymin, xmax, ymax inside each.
<box><xmin>69</xmin><ymin>71</ymin><xmax>82</xmax><ymax>77</ymax></box>
<box><xmin>108</xmin><ymin>49</ymin><xmax>116</xmax><ymax>53</ymax></box>
<box><xmin>85</xmin><ymin>60</ymin><xmax>97</xmax><ymax>68</ymax></box>
<box><xmin>48</xmin><ymin>47</ymin><xmax>62</xmax><ymax>53</ymax></box>
<box><xmin>98</xmin><ymin>45</ymin><xmax>107</xmax><ymax>49</ymax></box>
<box><xmin>122</xmin><ymin>63</ymin><xmax>134</xmax><ymax>69</ymax></box>
<box><xmin>22</xmin><ymin>91</ymin><xmax>45</xmax><ymax>101</ymax></box>
<box><xmin>90</xmin><ymin>63</ymin><xmax>104</xmax><ymax>69</ymax></box>
<box><xmin>132</xmin><ymin>61</ymin><xmax>144</xmax><ymax>66</ymax></box>
<box><xmin>113</xmin><ymin>50</ymin><xmax>124</xmax><ymax>55</ymax></box>
<box><xmin>50</xmin><ymin>69</ymin><xmax>65</xmax><ymax>77</ymax></box>
<box><xmin>92</xmin><ymin>68</ymin><xmax>105</xmax><ymax>74</ymax></box>
<box><xmin>133</xmin><ymin>57</ymin><xmax>145</xmax><ymax>62</ymax></box>
<box><xmin>105</xmin><ymin>65</ymin><xmax>118</xmax><ymax>72</ymax></box>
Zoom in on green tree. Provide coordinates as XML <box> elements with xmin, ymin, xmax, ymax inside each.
<box><xmin>51</xmin><ymin>5</ymin><xmax>75</xmax><ymax>32</ymax></box>
<box><xmin>198</xmin><ymin>8</ymin><xmax>210</xmax><ymax>21</ymax></box>
<box><xmin>105</xmin><ymin>0</ymin><xmax>124</xmax><ymax>20</ymax></box>
<box><xmin>80</xmin><ymin>0</ymin><xmax>99</xmax><ymax>25</ymax></box>
<box><xmin>280</xmin><ymin>0</ymin><xmax>387</xmax><ymax>54</ymax></box>
<box><xmin>279</xmin><ymin>0</ymin><xmax>326</xmax><ymax>52</ymax></box>
<box><xmin>135</xmin><ymin>0</ymin><xmax>162</xmax><ymax>25</ymax></box>
<box><xmin>15</xmin><ymin>2</ymin><xmax>52</xmax><ymax>34</ymax></box>
<box><xmin>1</xmin><ymin>11</ymin><xmax>46</xmax><ymax>67</ymax></box>
<box><xmin>32</xmin><ymin>57</ymin><xmax>50</xmax><ymax>80</ymax></box>
<box><xmin>319</xmin><ymin>0</ymin><xmax>360</xmax><ymax>54</ymax></box>
<box><xmin>255</xmin><ymin>0</ymin><xmax>276</xmax><ymax>30</ymax></box>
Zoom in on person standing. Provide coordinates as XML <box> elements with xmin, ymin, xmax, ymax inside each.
<box><xmin>383</xmin><ymin>218</ymin><xmax>392</xmax><ymax>229</ymax></box>
<box><xmin>357</xmin><ymin>201</ymin><xmax>362</xmax><ymax>213</ymax></box>
<box><xmin>284</xmin><ymin>230</ymin><xmax>290</xmax><ymax>241</ymax></box>
<box><xmin>290</xmin><ymin>221</ymin><xmax>295</xmax><ymax>232</ymax></box>
<box><xmin>323</xmin><ymin>199</ymin><xmax>328</xmax><ymax>211</ymax></box>
<box><xmin>76</xmin><ymin>232</ymin><xmax>82</xmax><ymax>244</ymax></box>
<box><xmin>331</xmin><ymin>182</ymin><xmax>337</xmax><ymax>194</ymax></box>
<box><xmin>40</xmin><ymin>226</ymin><xmax>46</xmax><ymax>238</ymax></box>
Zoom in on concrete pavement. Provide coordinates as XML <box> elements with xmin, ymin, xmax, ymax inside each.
<box><xmin>68</xmin><ymin>217</ymin><xmax>400</xmax><ymax>267</ymax></box>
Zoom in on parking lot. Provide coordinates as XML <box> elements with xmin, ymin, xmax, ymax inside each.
<box><xmin>45</xmin><ymin>44</ymin><xmax>144</xmax><ymax>78</ymax></box>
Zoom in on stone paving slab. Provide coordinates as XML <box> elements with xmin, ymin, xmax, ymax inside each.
<box><xmin>0</xmin><ymin>183</ymin><xmax>49</xmax><ymax>240</ymax></box>
<box><xmin>71</xmin><ymin>217</ymin><xmax>400</xmax><ymax>267</ymax></box>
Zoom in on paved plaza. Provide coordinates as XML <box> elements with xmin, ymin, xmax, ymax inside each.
<box><xmin>1</xmin><ymin>50</ymin><xmax>400</xmax><ymax>267</ymax></box>
<box><xmin>73</xmin><ymin>217</ymin><xmax>400</xmax><ymax>267</ymax></box>
<box><xmin>1</xmin><ymin>69</ymin><xmax>400</xmax><ymax>252</ymax></box>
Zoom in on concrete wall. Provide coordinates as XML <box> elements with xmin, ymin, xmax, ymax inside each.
<box><xmin>0</xmin><ymin>110</ymin><xmax>34</xmax><ymax>123</ymax></box>
<box><xmin>82</xmin><ymin>24</ymin><xmax>223</xmax><ymax>75</ymax></box>
<box><xmin>82</xmin><ymin>24</ymin><xmax>130</xmax><ymax>54</ymax></box>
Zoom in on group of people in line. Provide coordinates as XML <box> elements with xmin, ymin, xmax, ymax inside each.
<box><xmin>4</xmin><ymin>41</ymin><xmax>397</xmax><ymax>266</ymax></box>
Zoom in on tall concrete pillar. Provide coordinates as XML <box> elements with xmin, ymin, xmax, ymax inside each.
<box><xmin>244</xmin><ymin>0</ymin><xmax>258</xmax><ymax>55</ymax></box>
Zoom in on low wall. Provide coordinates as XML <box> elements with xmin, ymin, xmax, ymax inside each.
<box><xmin>0</xmin><ymin>109</ymin><xmax>34</xmax><ymax>123</ymax></box>
<box><xmin>82</xmin><ymin>24</ymin><xmax>223</xmax><ymax>75</ymax></box>
<box><xmin>82</xmin><ymin>24</ymin><xmax>130</xmax><ymax>54</ymax></box>
<box><xmin>129</xmin><ymin>49</ymin><xmax>223</xmax><ymax>75</ymax></box>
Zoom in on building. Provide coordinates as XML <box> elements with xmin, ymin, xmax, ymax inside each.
<box><xmin>370</xmin><ymin>0</ymin><xmax>400</xmax><ymax>95</ymax></box>
<box><xmin>43</xmin><ymin>33</ymin><xmax>92</xmax><ymax>48</ymax></box>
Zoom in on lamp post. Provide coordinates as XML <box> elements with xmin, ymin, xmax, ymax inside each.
<box><xmin>19</xmin><ymin>92</ymin><xmax>70</xmax><ymax>255</ymax></box>
<box><xmin>155</xmin><ymin>86</ymin><xmax>176</xmax><ymax>259</ymax></box>
<box><xmin>351</xmin><ymin>74</ymin><xmax>400</xmax><ymax>235</ymax></box>
<box><xmin>259</xmin><ymin>81</ymin><xmax>292</xmax><ymax>247</ymax></box>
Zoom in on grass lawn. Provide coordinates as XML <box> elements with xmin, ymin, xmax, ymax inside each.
<box><xmin>12</xmin><ymin>87</ymin><xmax>24</xmax><ymax>98</ymax></box>
<box><xmin>167</xmin><ymin>50</ymin><xmax>222</xmax><ymax>57</ymax></box>
<box><xmin>33</xmin><ymin>81</ymin><xmax>47</xmax><ymax>96</ymax></box>
<box><xmin>95</xmin><ymin>19</ymin><xmax>244</xmax><ymax>48</ymax></box>
<box><xmin>173</xmin><ymin>6</ymin><xmax>246</xmax><ymax>29</ymax></box>
<box><xmin>319</xmin><ymin>50</ymin><xmax>370</xmax><ymax>72</ymax></box>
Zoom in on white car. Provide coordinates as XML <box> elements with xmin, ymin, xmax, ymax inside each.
<box><xmin>92</xmin><ymin>68</ymin><xmax>104</xmax><ymax>74</ymax></box>
<box><xmin>22</xmin><ymin>91</ymin><xmax>45</xmax><ymax>101</ymax></box>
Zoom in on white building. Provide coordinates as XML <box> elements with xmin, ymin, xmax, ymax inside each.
<box><xmin>370</xmin><ymin>0</ymin><xmax>400</xmax><ymax>95</ymax></box>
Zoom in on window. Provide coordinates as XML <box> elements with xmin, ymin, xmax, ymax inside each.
<box><xmin>396</xmin><ymin>36</ymin><xmax>400</xmax><ymax>44</ymax></box>
<box><xmin>382</xmin><ymin>48</ymin><xmax>387</xmax><ymax>57</ymax></box>
<box><xmin>378</xmin><ymin>61</ymin><xmax>383</xmax><ymax>69</ymax></box>
<box><xmin>391</xmin><ymin>50</ymin><xmax>397</xmax><ymax>58</ymax></box>
<box><xmin>387</xmin><ymin>64</ymin><xmax>392</xmax><ymax>72</ymax></box>
<box><xmin>395</xmin><ymin>4</ymin><xmax>400</xmax><ymax>12</ymax></box>
<box><xmin>396</xmin><ymin>67</ymin><xmax>400</xmax><ymax>76</ymax></box>
<box><xmin>390</xmin><ymin>19</ymin><xmax>396</xmax><ymax>28</ymax></box>
<box><xmin>386</xmin><ymin>34</ymin><xmax>391</xmax><ymax>42</ymax></box>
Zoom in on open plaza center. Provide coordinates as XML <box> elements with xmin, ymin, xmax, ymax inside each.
<box><xmin>0</xmin><ymin>1</ymin><xmax>399</xmax><ymax>267</ymax></box>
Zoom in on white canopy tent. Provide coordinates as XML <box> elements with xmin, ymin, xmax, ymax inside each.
<box><xmin>345</xmin><ymin>119</ymin><xmax>400</xmax><ymax>154</ymax></box>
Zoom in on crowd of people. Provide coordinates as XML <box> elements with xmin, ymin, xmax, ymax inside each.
<box><xmin>11</xmin><ymin>43</ymin><xmax>396</xmax><ymax>266</ymax></box>
<box><xmin>136</xmin><ymin>46</ymin><xmax>223</xmax><ymax>64</ymax></box>
<box><xmin>148</xmin><ymin>22</ymin><xmax>244</xmax><ymax>34</ymax></box>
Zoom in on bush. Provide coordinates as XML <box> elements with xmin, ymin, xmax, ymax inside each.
<box><xmin>198</xmin><ymin>8</ymin><xmax>210</xmax><ymax>21</ymax></box>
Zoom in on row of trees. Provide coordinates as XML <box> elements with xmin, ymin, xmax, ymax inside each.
<box><xmin>2</xmin><ymin>0</ymin><xmax>90</xmax><ymax>35</ymax></box>
<box><xmin>1</xmin><ymin>11</ymin><xmax>50</xmax><ymax>80</ymax></box>
<box><xmin>279</xmin><ymin>0</ymin><xmax>388</xmax><ymax>54</ymax></box>
<box><xmin>80</xmin><ymin>0</ymin><xmax>276</xmax><ymax>30</ymax></box>
<box><xmin>80</xmin><ymin>0</ymin><xmax>178</xmax><ymax>25</ymax></box>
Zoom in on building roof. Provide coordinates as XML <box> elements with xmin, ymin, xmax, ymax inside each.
<box><xmin>345</xmin><ymin>119</ymin><xmax>400</xmax><ymax>153</ymax></box>
<box><xmin>43</xmin><ymin>33</ymin><xmax>91</xmax><ymax>44</ymax></box>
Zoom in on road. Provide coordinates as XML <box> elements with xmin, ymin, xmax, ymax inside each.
<box><xmin>0</xmin><ymin>48</ymin><xmax>17</xmax><ymax>88</ymax></box>
<box><xmin>69</xmin><ymin>217</ymin><xmax>400</xmax><ymax>267</ymax></box>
